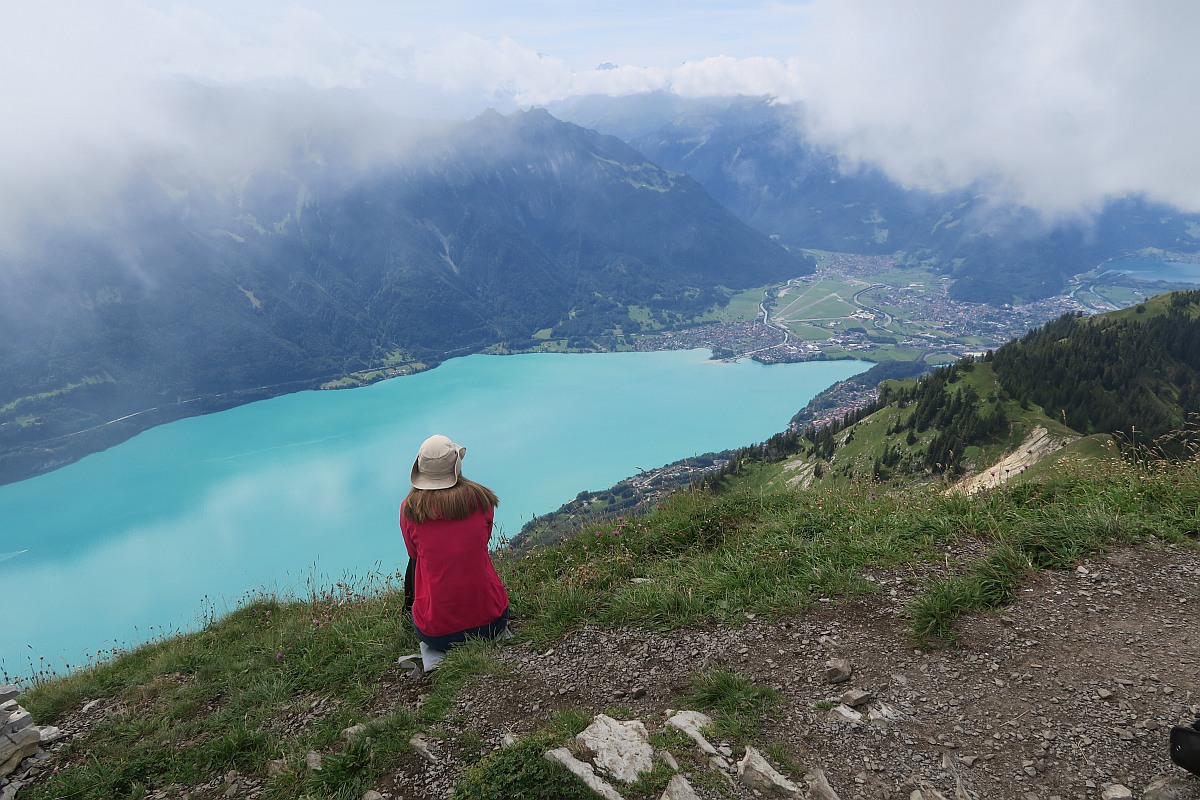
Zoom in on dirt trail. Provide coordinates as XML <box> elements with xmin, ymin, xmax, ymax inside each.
<box><xmin>955</xmin><ymin>426</ymin><xmax>1076</xmax><ymax>494</ymax></box>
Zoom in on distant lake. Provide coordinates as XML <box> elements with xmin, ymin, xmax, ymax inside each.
<box><xmin>0</xmin><ymin>350</ymin><xmax>867</xmax><ymax>677</ymax></box>
<box><xmin>1108</xmin><ymin>259</ymin><xmax>1200</xmax><ymax>284</ymax></box>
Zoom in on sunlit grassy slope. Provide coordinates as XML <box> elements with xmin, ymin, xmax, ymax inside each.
<box><xmin>15</xmin><ymin>449</ymin><xmax>1199</xmax><ymax>799</ymax></box>
<box><xmin>14</xmin><ymin>292</ymin><xmax>1200</xmax><ymax>799</ymax></box>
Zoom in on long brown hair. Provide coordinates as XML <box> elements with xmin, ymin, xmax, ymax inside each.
<box><xmin>402</xmin><ymin>477</ymin><xmax>499</xmax><ymax>524</ymax></box>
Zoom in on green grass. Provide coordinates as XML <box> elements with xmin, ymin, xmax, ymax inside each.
<box><xmin>723</xmin><ymin>285</ymin><xmax>772</xmax><ymax>320</ymax></box>
<box><xmin>15</xmin><ymin>449</ymin><xmax>1200</xmax><ymax>799</ymax></box>
<box><xmin>688</xmin><ymin>668</ymin><xmax>782</xmax><ymax>742</ymax></box>
<box><xmin>699</xmin><ymin>284</ymin><xmax>777</xmax><ymax>323</ymax></box>
<box><xmin>772</xmin><ymin>279</ymin><xmax>859</xmax><ymax>322</ymax></box>
<box><xmin>782</xmin><ymin>321</ymin><xmax>834</xmax><ymax>340</ymax></box>
<box><xmin>17</xmin><ymin>576</ymin><xmax>428</xmax><ymax>800</ymax></box>
<box><xmin>451</xmin><ymin>708</ymin><xmax>596</xmax><ymax>800</ymax></box>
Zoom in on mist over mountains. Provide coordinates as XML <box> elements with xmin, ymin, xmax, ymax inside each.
<box><xmin>0</xmin><ymin>92</ymin><xmax>810</xmax><ymax>482</ymax></box>
<box><xmin>553</xmin><ymin>93</ymin><xmax>1200</xmax><ymax>304</ymax></box>
<box><xmin>5</xmin><ymin>79</ymin><xmax>1200</xmax><ymax>484</ymax></box>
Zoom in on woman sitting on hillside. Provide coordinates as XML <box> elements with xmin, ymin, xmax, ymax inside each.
<box><xmin>398</xmin><ymin>434</ymin><xmax>509</xmax><ymax>673</ymax></box>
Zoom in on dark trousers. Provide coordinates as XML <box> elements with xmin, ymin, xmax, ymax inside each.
<box><xmin>413</xmin><ymin>606</ymin><xmax>510</xmax><ymax>652</ymax></box>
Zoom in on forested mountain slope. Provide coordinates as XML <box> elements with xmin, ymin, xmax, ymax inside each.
<box><xmin>992</xmin><ymin>290</ymin><xmax>1200</xmax><ymax>442</ymax></box>
<box><xmin>0</xmin><ymin>104</ymin><xmax>810</xmax><ymax>484</ymax></box>
<box><xmin>768</xmin><ymin>290</ymin><xmax>1200</xmax><ymax>489</ymax></box>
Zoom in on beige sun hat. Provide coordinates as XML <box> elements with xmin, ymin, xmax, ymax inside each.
<box><xmin>410</xmin><ymin>434</ymin><xmax>466</xmax><ymax>490</ymax></box>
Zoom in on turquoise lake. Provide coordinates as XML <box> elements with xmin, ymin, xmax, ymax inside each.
<box><xmin>0</xmin><ymin>350</ymin><xmax>867</xmax><ymax>677</ymax></box>
<box><xmin>1108</xmin><ymin>259</ymin><xmax>1200</xmax><ymax>284</ymax></box>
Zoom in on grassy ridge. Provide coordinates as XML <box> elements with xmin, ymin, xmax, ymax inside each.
<box><xmin>16</xmin><ymin>453</ymin><xmax>1199</xmax><ymax>799</ymax></box>
<box><xmin>16</xmin><ymin>294</ymin><xmax>1200</xmax><ymax>798</ymax></box>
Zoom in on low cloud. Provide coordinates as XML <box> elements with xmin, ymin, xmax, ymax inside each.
<box><xmin>538</xmin><ymin>1</ymin><xmax>1200</xmax><ymax>220</ymax></box>
<box><xmin>2</xmin><ymin>0</ymin><xmax>1198</xmax><ymax>252</ymax></box>
<box><xmin>786</xmin><ymin>0</ymin><xmax>1200</xmax><ymax>219</ymax></box>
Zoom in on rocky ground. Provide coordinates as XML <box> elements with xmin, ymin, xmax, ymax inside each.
<box><xmin>370</xmin><ymin>542</ymin><xmax>1200</xmax><ymax>800</ymax></box>
<box><xmin>11</xmin><ymin>542</ymin><xmax>1200</xmax><ymax>800</ymax></box>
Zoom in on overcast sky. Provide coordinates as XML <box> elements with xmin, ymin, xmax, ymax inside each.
<box><xmin>3</xmin><ymin>0</ymin><xmax>1199</xmax><ymax>243</ymax></box>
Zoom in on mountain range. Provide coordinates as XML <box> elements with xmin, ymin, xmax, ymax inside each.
<box><xmin>5</xmin><ymin>89</ymin><xmax>1200</xmax><ymax>484</ymax></box>
<box><xmin>554</xmin><ymin>93</ymin><xmax>1200</xmax><ymax>304</ymax></box>
<box><xmin>0</xmin><ymin>99</ymin><xmax>809</xmax><ymax>483</ymax></box>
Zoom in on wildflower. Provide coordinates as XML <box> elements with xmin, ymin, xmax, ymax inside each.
<box><xmin>275</xmin><ymin>652</ymin><xmax>283</xmax><ymax>661</ymax></box>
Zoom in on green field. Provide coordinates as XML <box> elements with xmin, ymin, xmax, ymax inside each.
<box><xmin>670</xmin><ymin>251</ymin><xmax>1163</xmax><ymax>367</ymax></box>
<box><xmin>782</xmin><ymin>322</ymin><xmax>834</xmax><ymax>340</ymax></box>
<box><xmin>699</xmin><ymin>285</ymin><xmax>772</xmax><ymax>323</ymax></box>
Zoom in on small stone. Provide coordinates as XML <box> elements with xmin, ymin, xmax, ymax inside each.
<box><xmin>341</xmin><ymin>723</ymin><xmax>368</xmax><ymax>742</ymax></box>
<box><xmin>409</xmin><ymin>734</ymin><xmax>438</xmax><ymax>765</ymax></box>
<box><xmin>709</xmin><ymin>754</ymin><xmax>732</xmax><ymax>772</ymax></box>
<box><xmin>804</xmin><ymin>768</ymin><xmax>843</xmax><ymax>800</ymax></box>
<box><xmin>660</xmin><ymin>773</ymin><xmax>701</xmax><ymax>800</ymax></box>
<box><xmin>1143</xmin><ymin>774</ymin><xmax>1200</xmax><ymax>799</ymax></box>
<box><xmin>362</xmin><ymin>792</ymin><xmax>385</xmax><ymax>800</ymax></box>
<box><xmin>841</xmin><ymin>688</ymin><xmax>874</xmax><ymax>708</ymax></box>
<box><xmin>1101</xmin><ymin>786</ymin><xmax>1133</xmax><ymax>800</ymax></box>
<box><xmin>575</xmin><ymin>714</ymin><xmax>653</xmax><ymax>784</ymax></box>
<box><xmin>544</xmin><ymin>748</ymin><xmax>623</xmax><ymax>800</ymax></box>
<box><xmin>36</xmin><ymin>726</ymin><xmax>63</xmax><ymax>744</ymax></box>
<box><xmin>825</xmin><ymin>658</ymin><xmax>853</xmax><ymax>684</ymax></box>
<box><xmin>305</xmin><ymin>751</ymin><xmax>323</xmax><ymax>771</ymax></box>
<box><xmin>666</xmin><ymin>710</ymin><xmax>718</xmax><ymax>756</ymax></box>
<box><xmin>658</xmin><ymin>749</ymin><xmax>679</xmax><ymax>771</ymax></box>
<box><xmin>501</xmin><ymin>733</ymin><xmax>518</xmax><ymax>749</ymax></box>
<box><xmin>737</xmin><ymin>746</ymin><xmax>802</xmax><ymax>796</ymax></box>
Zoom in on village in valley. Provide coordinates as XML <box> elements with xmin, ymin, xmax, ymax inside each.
<box><xmin>628</xmin><ymin>251</ymin><xmax>1173</xmax><ymax>431</ymax></box>
<box><xmin>636</xmin><ymin>252</ymin><xmax>1147</xmax><ymax>368</ymax></box>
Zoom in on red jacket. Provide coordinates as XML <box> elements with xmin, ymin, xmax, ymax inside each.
<box><xmin>399</xmin><ymin>502</ymin><xmax>509</xmax><ymax>637</ymax></box>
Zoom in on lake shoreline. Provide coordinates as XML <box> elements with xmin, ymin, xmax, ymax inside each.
<box><xmin>0</xmin><ymin>329</ymin><xmax>871</xmax><ymax>489</ymax></box>
<box><xmin>1</xmin><ymin>349</ymin><xmax>871</xmax><ymax>674</ymax></box>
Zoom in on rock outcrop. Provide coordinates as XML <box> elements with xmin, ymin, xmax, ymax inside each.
<box><xmin>1</xmin><ymin>685</ymin><xmax>63</xmax><ymax>799</ymax></box>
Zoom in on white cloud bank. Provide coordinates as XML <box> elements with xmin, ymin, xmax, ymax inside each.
<box><xmin>787</xmin><ymin>1</ymin><xmax>1200</xmax><ymax>218</ymax></box>
<box><xmin>1</xmin><ymin>0</ymin><xmax>1198</xmax><ymax>244</ymax></box>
